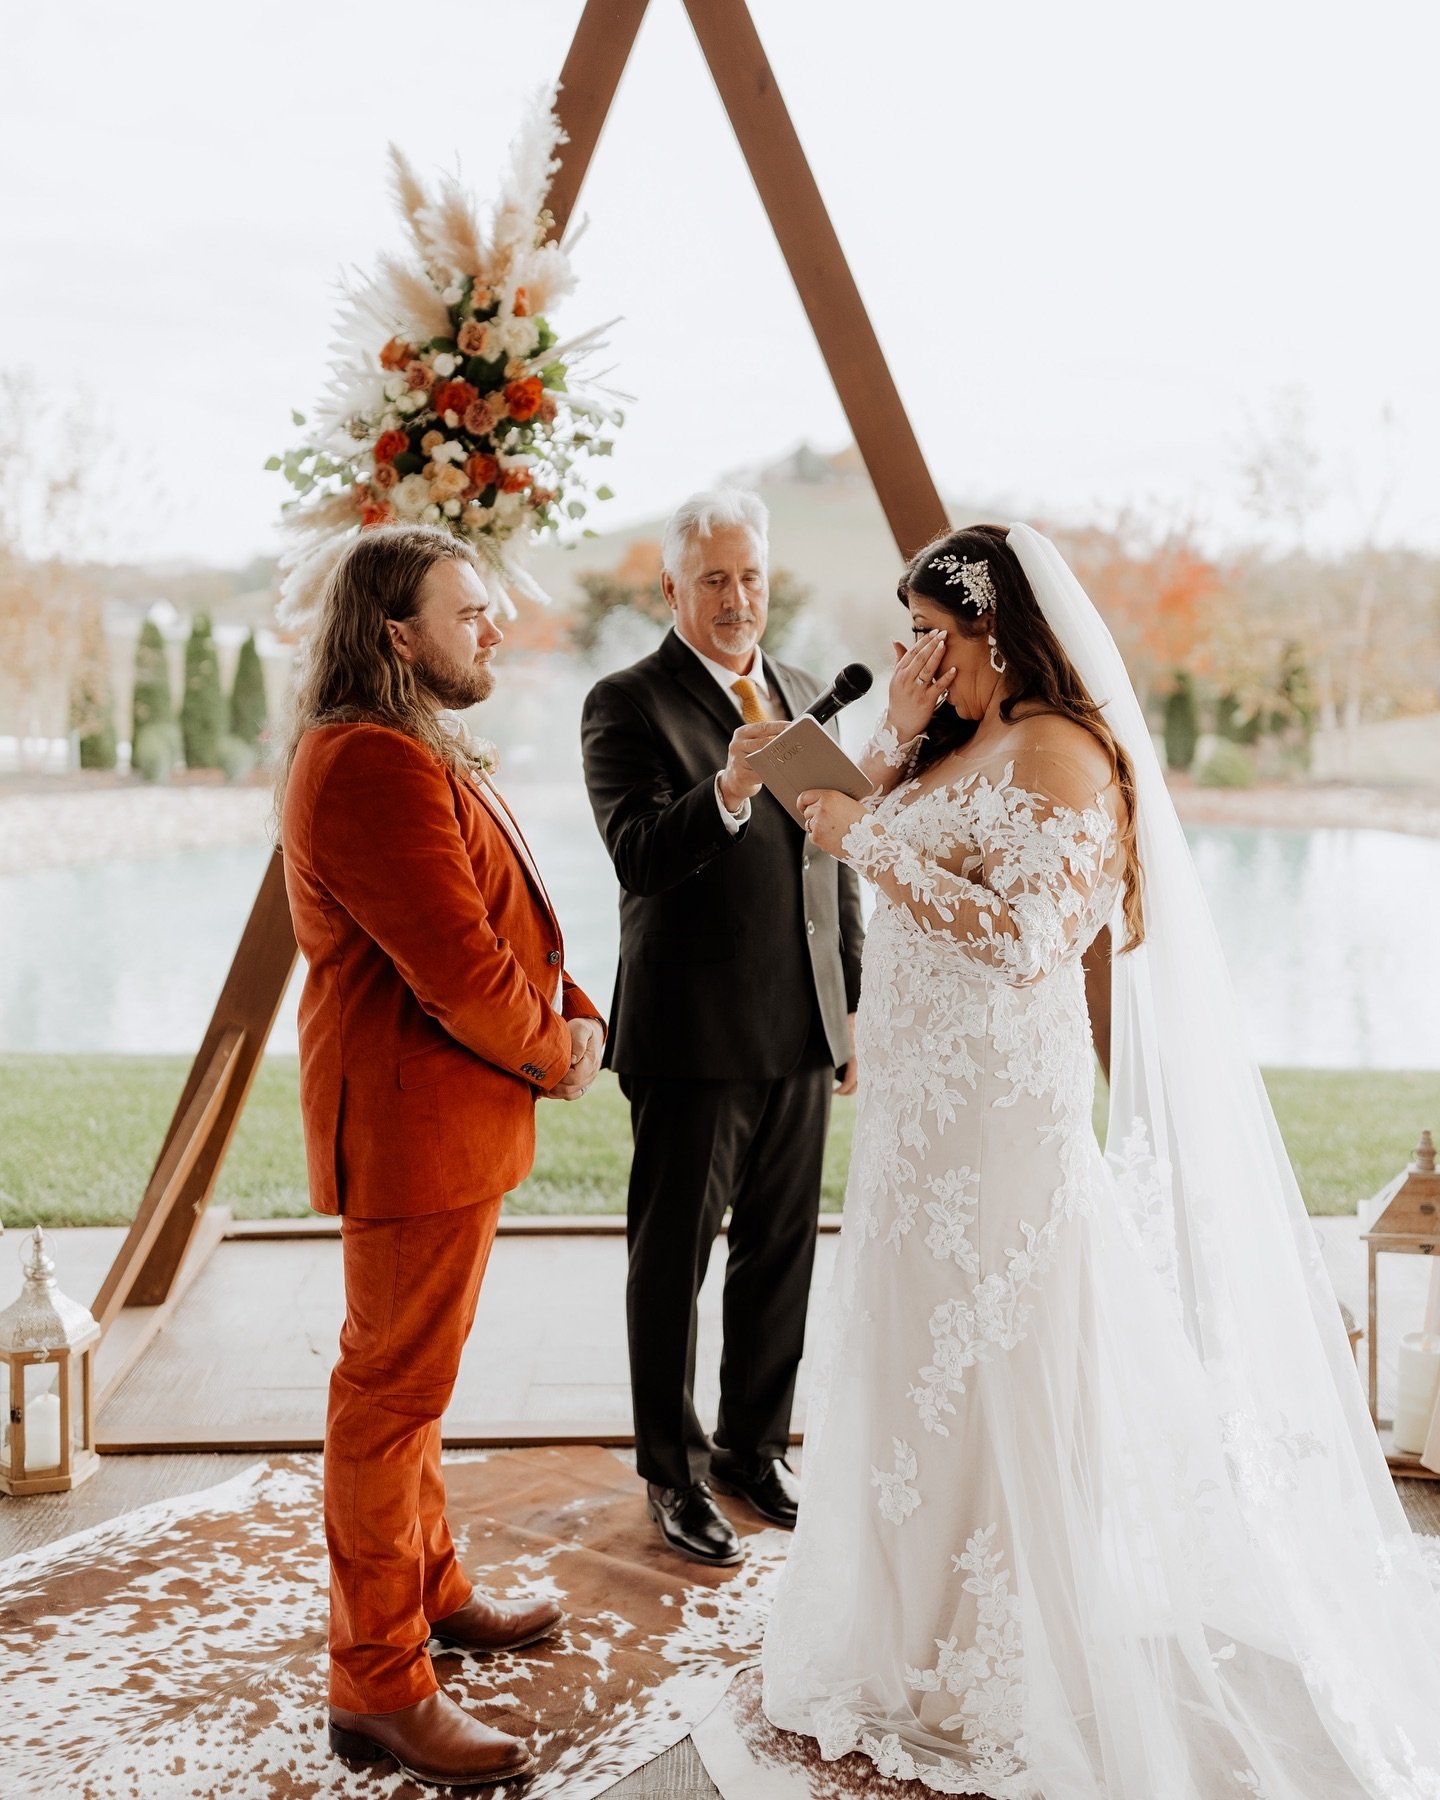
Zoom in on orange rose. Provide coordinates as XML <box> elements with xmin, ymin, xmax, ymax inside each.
<box><xmin>373</xmin><ymin>429</ymin><xmax>409</xmax><ymax>465</ymax></box>
<box><xmin>372</xmin><ymin>462</ymin><xmax>399</xmax><ymax>490</ymax></box>
<box><xmin>504</xmin><ymin>376</ymin><xmax>544</xmax><ymax>422</ymax></box>
<box><xmin>405</xmin><ymin>361</ymin><xmax>432</xmax><ymax>391</ymax></box>
<box><xmin>465</xmin><ymin>452</ymin><xmax>501</xmax><ymax>490</ymax></box>
<box><xmin>379</xmin><ymin>338</ymin><xmax>410</xmax><ymax>371</ymax></box>
<box><xmin>512</xmin><ymin>287</ymin><xmax>529</xmax><ymax>317</ymax></box>
<box><xmin>359</xmin><ymin>499</ymin><xmax>395</xmax><ymax>528</ymax></box>
<box><xmin>433</xmin><ymin>379</ymin><xmax>479</xmax><ymax>418</ymax></box>
<box><xmin>500</xmin><ymin>467</ymin><xmax>533</xmax><ymax>494</ymax></box>
<box><xmin>538</xmin><ymin>394</ymin><xmax>558</xmax><ymax>424</ymax></box>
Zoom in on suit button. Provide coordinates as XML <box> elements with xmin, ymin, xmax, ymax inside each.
<box><xmin>546</xmin><ymin>950</ymin><xmax>561</xmax><ymax>965</ymax></box>
<box><xmin>806</xmin><ymin>920</ymin><xmax>815</xmax><ymax>936</ymax></box>
<box><xmin>802</xmin><ymin>855</ymin><xmax>811</xmax><ymax>870</ymax></box>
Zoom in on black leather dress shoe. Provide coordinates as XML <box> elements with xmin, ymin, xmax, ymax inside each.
<box><xmin>645</xmin><ymin>1481</ymin><xmax>744</xmax><ymax>1565</ymax></box>
<box><xmin>708</xmin><ymin>1453</ymin><xmax>801</xmax><ymax>1527</ymax></box>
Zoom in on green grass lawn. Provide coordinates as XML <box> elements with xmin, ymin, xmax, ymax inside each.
<box><xmin>0</xmin><ymin>1055</ymin><xmax>1433</xmax><ymax>1229</ymax></box>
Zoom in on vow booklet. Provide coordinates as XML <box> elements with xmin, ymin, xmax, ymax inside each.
<box><xmin>744</xmin><ymin>715</ymin><xmax>874</xmax><ymax>828</ymax></box>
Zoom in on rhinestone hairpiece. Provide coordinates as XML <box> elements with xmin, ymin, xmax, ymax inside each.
<box><xmin>927</xmin><ymin>553</ymin><xmax>996</xmax><ymax>613</ymax></box>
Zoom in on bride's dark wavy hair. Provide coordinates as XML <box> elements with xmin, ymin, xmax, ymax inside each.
<box><xmin>899</xmin><ymin>523</ymin><xmax>1144</xmax><ymax>950</ymax></box>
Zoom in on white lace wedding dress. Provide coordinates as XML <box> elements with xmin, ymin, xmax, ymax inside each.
<box><xmin>761</xmin><ymin>690</ymin><xmax>1440</xmax><ymax>1798</ymax></box>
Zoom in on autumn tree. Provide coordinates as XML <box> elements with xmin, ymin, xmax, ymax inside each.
<box><xmin>70</xmin><ymin>597</ymin><xmax>118</xmax><ymax>770</ymax></box>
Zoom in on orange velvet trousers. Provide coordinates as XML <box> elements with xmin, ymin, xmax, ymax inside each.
<box><xmin>325</xmin><ymin>1195</ymin><xmax>502</xmax><ymax>1712</ymax></box>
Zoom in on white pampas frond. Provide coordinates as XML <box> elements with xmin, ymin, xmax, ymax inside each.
<box><xmin>510</xmin><ymin>240</ymin><xmax>576</xmax><ymax>317</ymax></box>
<box><xmin>419</xmin><ymin>173</ymin><xmax>488</xmax><ymax>281</ymax></box>
<box><xmin>387</xmin><ymin>145</ymin><xmax>437</xmax><ymax>267</ymax></box>
<box><xmin>276</xmin><ymin>494</ymin><xmax>359</xmax><ymax>632</ymax></box>
<box><xmin>489</xmin><ymin>86</ymin><xmax>565</xmax><ymax>291</ymax></box>
<box><xmin>369</xmin><ymin>254</ymin><xmax>454</xmax><ymax>341</ymax></box>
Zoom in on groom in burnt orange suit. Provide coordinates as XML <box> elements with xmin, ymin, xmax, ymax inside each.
<box><xmin>281</xmin><ymin>523</ymin><xmax>604</xmax><ymax>1788</ymax></box>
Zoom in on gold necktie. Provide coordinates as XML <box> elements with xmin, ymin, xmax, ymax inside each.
<box><xmin>731</xmin><ymin>677</ymin><xmax>766</xmax><ymax>724</ymax></box>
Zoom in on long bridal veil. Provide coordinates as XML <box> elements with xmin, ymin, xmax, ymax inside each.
<box><xmin>1006</xmin><ymin>523</ymin><xmax>1440</xmax><ymax>1794</ymax></box>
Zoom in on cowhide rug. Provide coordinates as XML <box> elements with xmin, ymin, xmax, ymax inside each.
<box><xmin>0</xmin><ymin>1445</ymin><xmax>788</xmax><ymax>1799</ymax></box>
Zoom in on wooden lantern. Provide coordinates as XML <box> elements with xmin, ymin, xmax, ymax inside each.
<box><xmin>1361</xmin><ymin>1129</ymin><xmax>1440</xmax><ymax>1479</ymax></box>
<box><xmin>0</xmin><ymin>1226</ymin><xmax>101</xmax><ymax>1495</ymax></box>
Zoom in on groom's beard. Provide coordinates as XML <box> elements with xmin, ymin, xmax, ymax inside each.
<box><xmin>412</xmin><ymin>640</ymin><xmax>495</xmax><ymax>711</ymax></box>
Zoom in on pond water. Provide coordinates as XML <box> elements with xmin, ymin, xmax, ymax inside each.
<box><xmin>0</xmin><ymin>784</ymin><xmax>1436</xmax><ymax>1069</ymax></box>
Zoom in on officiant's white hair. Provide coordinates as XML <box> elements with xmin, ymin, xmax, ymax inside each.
<box><xmin>661</xmin><ymin>487</ymin><xmax>770</xmax><ymax>575</ymax></box>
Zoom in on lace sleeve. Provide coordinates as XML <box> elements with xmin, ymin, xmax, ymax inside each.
<box><xmin>864</xmin><ymin>721</ymin><xmax>925</xmax><ymax>772</ymax></box>
<box><xmin>840</xmin><ymin>756</ymin><xmax>1120</xmax><ymax>987</ymax></box>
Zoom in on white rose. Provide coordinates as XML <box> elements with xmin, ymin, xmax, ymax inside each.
<box><xmin>433</xmin><ymin>440</ymin><xmax>467</xmax><ymax>465</ymax></box>
<box><xmin>479</xmin><ymin>323</ymin><xmax>503</xmax><ymax>361</ymax></box>
<box><xmin>443</xmin><ymin>498</ymin><xmax>462</xmax><ymax>517</ymax></box>
<box><xmin>393</xmin><ymin>473</ymin><xmax>432</xmax><ymax>518</ymax></box>
<box><xmin>397</xmin><ymin>391</ymin><xmax>424</xmax><ymax>414</ymax></box>
<box><xmin>499</xmin><ymin>315</ymin><xmax>540</xmax><ymax>358</ymax></box>
<box><xmin>383</xmin><ymin>376</ymin><xmax>406</xmax><ymax>402</ymax></box>
<box><xmin>422</xmin><ymin>504</ymin><xmax>442</xmax><ymax>523</ymax></box>
<box><xmin>441</xmin><ymin>284</ymin><xmax>464</xmax><ymax>306</ymax></box>
<box><xmin>432</xmin><ymin>353</ymin><xmax>458</xmax><ymax>378</ymax></box>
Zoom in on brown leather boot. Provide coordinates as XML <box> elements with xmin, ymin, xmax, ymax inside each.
<box><xmin>429</xmin><ymin>1590</ymin><xmax>565</xmax><ymax>1653</ymax></box>
<box><xmin>328</xmin><ymin>1689</ymin><xmax>536</xmax><ymax>1787</ymax></box>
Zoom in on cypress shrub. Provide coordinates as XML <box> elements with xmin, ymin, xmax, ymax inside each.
<box><xmin>1215</xmin><ymin>692</ymin><xmax>1262</xmax><ymax>746</ymax></box>
<box><xmin>131</xmin><ymin>618</ymin><xmax>173</xmax><ymax>760</ymax></box>
<box><xmin>229</xmin><ymin>630</ymin><xmax>268</xmax><ymax>746</ymax></box>
<box><xmin>181</xmin><ymin>613</ymin><xmax>224</xmax><ymax>769</ymax></box>
<box><xmin>1162</xmin><ymin>672</ymin><xmax>1200</xmax><ymax>772</ymax></box>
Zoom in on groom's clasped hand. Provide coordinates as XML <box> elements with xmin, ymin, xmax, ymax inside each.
<box><xmin>547</xmin><ymin>1016</ymin><xmax>605</xmax><ymax>1101</ymax></box>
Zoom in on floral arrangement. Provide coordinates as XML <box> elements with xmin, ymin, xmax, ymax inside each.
<box><xmin>271</xmin><ymin>94</ymin><xmax>619</xmax><ymax>630</ymax></box>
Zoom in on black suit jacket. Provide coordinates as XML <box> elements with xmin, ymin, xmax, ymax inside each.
<box><xmin>581</xmin><ymin>630</ymin><xmax>865</xmax><ymax>1081</ymax></box>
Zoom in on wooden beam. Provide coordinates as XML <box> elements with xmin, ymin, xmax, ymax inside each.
<box><xmin>547</xmin><ymin>0</ymin><xmax>652</xmax><ymax>240</ymax></box>
<box><xmin>93</xmin><ymin>1034</ymin><xmax>244</xmax><ymax>1333</ymax></box>
<box><xmin>95</xmin><ymin>1208</ymin><xmax>232</xmax><ymax>1409</ymax></box>
<box><xmin>681</xmin><ymin>0</ymin><xmax>948</xmax><ymax>559</ymax></box>
<box><xmin>95</xmin><ymin>851</ymin><xmax>298</xmax><ymax>1327</ymax></box>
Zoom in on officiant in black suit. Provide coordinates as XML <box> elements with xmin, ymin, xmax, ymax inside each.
<box><xmin>580</xmin><ymin>488</ymin><xmax>865</xmax><ymax>1566</ymax></box>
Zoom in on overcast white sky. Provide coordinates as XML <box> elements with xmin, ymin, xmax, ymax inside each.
<box><xmin>4</xmin><ymin>0</ymin><xmax>1438</xmax><ymax>567</ymax></box>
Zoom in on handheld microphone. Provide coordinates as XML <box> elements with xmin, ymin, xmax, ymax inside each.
<box><xmin>804</xmin><ymin>662</ymin><xmax>874</xmax><ymax>727</ymax></box>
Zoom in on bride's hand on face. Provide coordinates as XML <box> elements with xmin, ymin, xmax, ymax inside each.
<box><xmin>797</xmin><ymin>788</ymin><xmax>866</xmax><ymax>859</ymax></box>
<box><xmin>886</xmin><ymin>630</ymin><xmax>954</xmax><ymax>742</ymax></box>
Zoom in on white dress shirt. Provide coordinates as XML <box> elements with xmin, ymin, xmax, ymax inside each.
<box><xmin>673</xmin><ymin>631</ymin><xmax>777</xmax><ymax>833</ymax></box>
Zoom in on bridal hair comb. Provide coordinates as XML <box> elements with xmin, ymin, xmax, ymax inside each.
<box><xmin>927</xmin><ymin>553</ymin><xmax>996</xmax><ymax>614</ymax></box>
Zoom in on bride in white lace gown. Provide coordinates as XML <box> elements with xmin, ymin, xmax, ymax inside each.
<box><xmin>761</xmin><ymin>525</ymin><xmax>1440</xmax><ymax>1799</ymax></box>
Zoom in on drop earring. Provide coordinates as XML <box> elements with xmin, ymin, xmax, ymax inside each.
<box><xmin>988</xmin><ymin>634</ymin><xmax>1006</xmax><ymax>675</ymax></box>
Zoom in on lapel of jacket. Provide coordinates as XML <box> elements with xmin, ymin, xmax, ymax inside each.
<box><xmin>659</xmin><ymin>630</ymin><xmax>748</xmax><ymax>742</ymax></box>
<box><xmin>765</xmin><ymin>656</ymin><xmax>801</xmax><ymax>724</ymax></box>
<box><xmin>467</xmin><ymin>770</ymin><xmax>561</xmax><ymax>940</ymax></box>
<box><xmin>659</xmin><ymin>630</ymin><xmax>801</xmax><ymax>730</ymax></box>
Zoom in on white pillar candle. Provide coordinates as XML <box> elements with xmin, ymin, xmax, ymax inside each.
<box><xmin>24</xmin><ymin>1390</ymin><xmax>63</xmax><ymax>1471</ymax></box>
<box><xmin>1393</xmin><ymin>1332</ymin><xmax>1440</xmax><ymax>1456</ymax></box>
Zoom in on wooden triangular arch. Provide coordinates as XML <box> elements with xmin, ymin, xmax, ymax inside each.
<box><xmin>95</xmin><ymin>0</ymin><xmax>1109</xmax><ymax>1375</ymax></box>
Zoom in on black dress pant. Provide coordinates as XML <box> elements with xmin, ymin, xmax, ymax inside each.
<box><xmin>620</xmin><ymin>1043</ymin><xmax>833</xmax><ymax>1491</ymax></box>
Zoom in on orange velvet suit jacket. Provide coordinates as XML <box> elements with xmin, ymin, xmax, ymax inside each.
<box><xmin>281</xmin><ymin>722</ymin><xmax>602</xmax><ymax>1218</ymax></box>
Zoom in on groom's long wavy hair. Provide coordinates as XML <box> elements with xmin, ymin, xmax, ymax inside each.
<box><xmin>274</xmin><ymin>524</ymin><xmax>485</xmax><ymax>826</ymax></box>
<box><xmin>899</xmin><ymin>524</ymin><xmax>1145</xmax><ymax>950</ymax></box>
